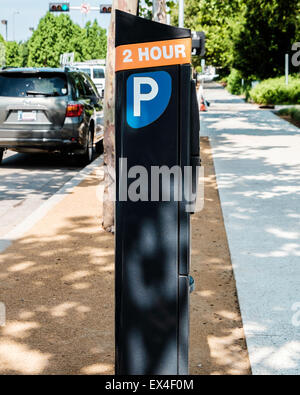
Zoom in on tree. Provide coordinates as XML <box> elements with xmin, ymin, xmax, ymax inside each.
<box><xmin>19</xmin><ymin>41</ymin><xmax>29</xmax><ymax>67</ymax></box>
<box><xmin>27</xmin><ymin>13</ymin><xmax>107</xmax><ymax>67</ymax></box>
<box><xmin>102</xmin><ymin>0</ymin><xmax>139</xmax><ymax>232</ymax></box>
<box><xmin>5</xmin><ymin>41</ymin><xmax>22</xmax><ymax>67</ymax></box>
<box><xmin>28</xmin><ymin>13</ymin><xmax>80</xmax><ymax>67</ymax></box>
<box><xmin>172</xmin><ymin>0</ymin><xmax>243</xmax><ymax>75</ymax></box>
<box><xmin>81</xmin><ymin>20</ymin><xmax>107</xmax><ymax>60</ymax></box>
<box><xmin>0</xmin><ymin>35</ymin><xmax>5</xmax><ymax>67</ymax></box>
<box><xmin>233</xmin><ymin>0</ymin><xmax>299</xmax><ymax>79</ymax></box>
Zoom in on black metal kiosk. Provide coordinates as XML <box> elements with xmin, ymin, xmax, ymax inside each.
<box><xmin>115</xmin><ymin>10</ymin><xmax>200</xmax><ymax>375</ymax></box>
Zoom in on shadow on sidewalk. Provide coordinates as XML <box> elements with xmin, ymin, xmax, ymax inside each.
<box><xmin>0</xmin><ymin>149</ymin><xmax>252</xmax><ymax>375</ymax></box>
<box><xmin>0</xmin><ymin>174</ymin><xmax>115</xmax><ymax>375</ymax></box>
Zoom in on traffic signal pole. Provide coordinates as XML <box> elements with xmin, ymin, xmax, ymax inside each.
<box><xmin>178</xmin><ymin>0</ymin><xmax>184</xmax><ymax>28</ymax></box>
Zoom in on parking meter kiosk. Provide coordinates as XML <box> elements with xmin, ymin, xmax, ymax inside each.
<box><xmin>115</xmin><ymin>10</ymin><xmax>200</xmax><ymax>375</ymax></box>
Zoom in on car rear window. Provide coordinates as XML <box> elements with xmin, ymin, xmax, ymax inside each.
<box><xmin>93</xmin><ymin>68</ymin><xmax>105</xmax><ymax>79</ymax></box>
<box><xmin>0</xmin><ymin>72</ymin><xmax>68</xmax><ymax>97</ymax></box>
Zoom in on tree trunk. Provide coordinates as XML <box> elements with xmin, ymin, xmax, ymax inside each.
<box><xmin>152</xmin><ymin>0</ymin><xmax>167</xmax><ymax>23</ymax></box>
<box><xmin>102</xmin><ymin>0</ymin><xmax>138</xmax><ymax>233</ymax></box>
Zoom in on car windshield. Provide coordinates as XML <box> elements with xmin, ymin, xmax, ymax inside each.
<box><xmin>93</xmin><ymin>68</ymin><xmax>105</xmax><ymax>79</ymax></box>
<box><xmin>0</xmin><ymin>72</ymin><xmax>68</xmax><ymax>97</ymax></box>
<box><xmin>80</xmin><ymin>68</ymin><xmax>92</xmax><ymax>77</ymax></box>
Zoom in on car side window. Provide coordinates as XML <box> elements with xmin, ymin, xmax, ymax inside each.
<box><xmin>72</xmin><ymin>73</ymin><xmax>85</xmax><ymax>99</ymax></box>
<box><xmin>81</xmin><ymin>75</ymin><xmax>96</xmax><ymax>98</ymax></box>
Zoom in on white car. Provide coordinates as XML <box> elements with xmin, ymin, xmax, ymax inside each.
<box><xmin>73</xmin><ymin>61</ymin><xmax>106</xmax><ymax>98</ymax></box>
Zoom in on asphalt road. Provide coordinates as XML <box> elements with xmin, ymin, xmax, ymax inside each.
<box><xmin>0</xmin><ymin>150</ymin><xmax>97</xmax><ymax>238</ymax></box>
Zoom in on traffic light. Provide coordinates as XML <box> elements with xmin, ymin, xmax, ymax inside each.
<box><xmin>49</xmin><ymin>3</ymin><xmax>70</xmax><ymax>12</ymax></box>
<box><xmin>100</xmin><ymin>4</ymin><xmax>112</xmax><ymax>13</ymax></box>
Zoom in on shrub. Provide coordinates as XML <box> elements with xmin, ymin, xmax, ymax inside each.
<box><xmin>277</xmin><ymin>107</ymin><xmax>300</xmax><ymax>122</ymax></box>
<box><xmin>227</xmin><ymin>69</ymin><xmax>243</xmax><ymax>95</ymax></box>
<box><xmin>249</xmin><ymin>76</ymin><xmax>300</xmax><ymax>105</ymax></box>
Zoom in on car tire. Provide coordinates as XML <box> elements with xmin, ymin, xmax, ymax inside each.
<box><xmin>95</xmin><ymin>139</ymin><xmax>104</xmax><ymax>154</ymax></box>
<box><xmin>0</xmin><ymin>149</ymin><xmax>4</xmax><ymax>165</ymax></box>
<box><xmin>81</xmin><ymin>128</ymin><xmax>94</xmax><ymax>165</ymax></box>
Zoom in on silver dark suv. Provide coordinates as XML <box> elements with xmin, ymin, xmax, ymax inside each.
<box><xmin>0</xmin><ymin>67</ymin><xmax>104</xmax><ymax>165</ymax></box>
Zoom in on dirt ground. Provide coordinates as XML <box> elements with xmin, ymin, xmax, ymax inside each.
<box><xmin>190</xmin><ymin>137</ymin><xmax>251</xmax><ymax>375</ymax></box>
<box><xmin>277</xmin><ymin>114</ymin><xmax>300</xmax><ymax>129</ymax></box>
<box><xmin>0</xmin><ymin>138</ymin><xmax>251</xmax><ymax>375</ymax></box>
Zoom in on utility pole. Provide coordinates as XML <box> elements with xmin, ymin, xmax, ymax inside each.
<box><xmin>102</xmin><ymin>0</ymin><xmax>139</xmax><ymax>232</ymax></box>
<box><xmin>13</xmin><ymin>11</ymin><xmax>20</xmax><ymax>41</ymax></box>
<box><xmin>285</xmin><ymin>53</ymin><xmax>289</xmax><ymax>86</ymax></box>
<box><xmin>1</xmin><ymin>20</ymin><xmax>8</xmax><ymax>41</ymax></box>
<box><xmin>178</xmin><ymin>0</ymin><xmax>184</xmax><ymax>28</ymax></box>
<box><xmin>153</xmin><ymin>0</ymin><xmax>167</xmax><ymax>23</ymax></box>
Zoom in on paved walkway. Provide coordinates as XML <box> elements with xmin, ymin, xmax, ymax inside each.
<box><xmin>201</xmin><ymin>83</ymin><xmax>300</xmax><ymax>375</ymax></box>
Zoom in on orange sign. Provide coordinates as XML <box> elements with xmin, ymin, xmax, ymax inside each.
<box><xmin>115</xmin><ymin>38</ymin><xmax>192</xmax><ymax>72</ymax></box>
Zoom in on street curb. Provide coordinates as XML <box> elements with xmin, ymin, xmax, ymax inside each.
<box><xmin>0</xmin><ymin>156</ymin><xmax>104</xmax><ymax>254</ymax></box>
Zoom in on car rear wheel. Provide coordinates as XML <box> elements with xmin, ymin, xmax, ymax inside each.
<box><xmin>79</xmin><ymin>128</ymin><xmax>94</xmax><ymax>165</ymax></box>
<box><xmin>95</xmin><ymin>139</ymin><xmax>104</xmax><ymax>154</ymax></box>
<box><xmin>0</xmin><ymin>149</ymin><xmax>4</xmax><ymax>165</ymax></box>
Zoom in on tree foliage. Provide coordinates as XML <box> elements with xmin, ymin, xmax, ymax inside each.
<box><xmin>139</xmin><ymin>0</ymin><xmax>175</xmax><ymax>20</ymax></box>
<box><xmin>172</xmin><ymin>0</ymin><xmax>299</xmax><ymax>79</ymax></box>
<box><xmin>2</xmin><ymin>13</ymin><xmax>107</xmax><ymax>68</ymax></box>
<box><xmin>233</xmin><ymin>0</ymin><xmax>300</xmax><ymax>79</ymax></box>
<box><xmin>27</xmin><ymin>13</ymin><xmax>107</xmax><ymax>67</ymax></box>
<box><xmin>81</xmin><ymin>20</ymin><xmax>107</xmax><ymax>60</ymax></box>
<box><xmin>5</xmin><ymin>41</ymin><xmax>22</xmax><ymax>67</ymax></box>
<box><xmin>0</xmin><ymin>34</ymin><xmax>5</xmax><ymax>67</ymax></box>
<box><xmin>173</xmin><ymin>0</ymin><xmax>243</xmax><ymax>75</ymax></box>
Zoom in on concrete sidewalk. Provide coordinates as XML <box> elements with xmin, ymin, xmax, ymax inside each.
<box><xmin>201</xmin><ymin>83</ymin><xmax>300</xmax><ymax>375</ymax></box>
<box><xmin>0</xmin><ymin>142</ymin><xmax>251</xmax><ymax>375</ymax></box>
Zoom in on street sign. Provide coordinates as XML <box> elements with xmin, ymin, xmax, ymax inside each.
<box><xmin>126</xmin><ymin>71</ymin><xmax>172</xmax><ymax>129</ymax></box>
<box><xmin>115</xmin><ymin>38</ymin><xmax>192</xmax><ymax>72</ymax></box>
<box><xmin>80</xmin><ymin>3</ymin><xmax>91</xmax><ymax>14</ymax></box>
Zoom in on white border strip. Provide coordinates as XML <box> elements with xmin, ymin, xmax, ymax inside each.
<box><xmin>0</xmin><ymin>156</ymin><xmax>103</xmax><ymax>254</ymax></box>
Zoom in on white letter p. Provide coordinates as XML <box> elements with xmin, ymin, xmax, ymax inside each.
<box><xmin>134</xmin><ymin>77</ymin><xmax>159</xmax><ymax>117</ymax></box>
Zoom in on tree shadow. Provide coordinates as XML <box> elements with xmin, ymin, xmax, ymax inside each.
<box><xmin>189</xmin><ymin>138</ymin><xmax>251</xmax><ymax>375</ymax></box>
<box><xmin>0</xmin><ymin>173</ymin><xmax>115</xmax><ymax>375</ymax></box>
<box><xmin>199</xmin><ymin>86</ymin><xmax>300</xmax><ymax>374</ymax></box>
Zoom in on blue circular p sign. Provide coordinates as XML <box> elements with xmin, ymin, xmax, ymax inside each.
<box><xmin>126</xmin><ymin>71</ymin><xmax>172</xmax><ymax>129</ymax></box>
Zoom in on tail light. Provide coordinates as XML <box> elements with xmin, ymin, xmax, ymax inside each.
<box><xmin>66</xmin><ymin>104</ymin><xmax>84</xmax><ymax>118</ymax></box>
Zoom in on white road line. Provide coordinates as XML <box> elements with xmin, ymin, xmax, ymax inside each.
<box><xmin>0</xmin><ymin>156</ymin><xmax>103</xmax><ymax>254</ymax></box>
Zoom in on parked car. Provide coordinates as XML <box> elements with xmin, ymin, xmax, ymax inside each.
<box><xmin>0</xmin><ymin>67</ymin><xmax>104</xmax><ymax>165</ymax></box>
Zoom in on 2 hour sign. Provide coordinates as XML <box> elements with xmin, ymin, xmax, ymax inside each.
<box><xmin>116</xmin><ymin>38</ymin><xmax>192</xmax><ymax>72</ymax></box>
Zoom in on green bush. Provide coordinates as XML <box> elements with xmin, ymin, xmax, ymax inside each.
<box><xmin>249</xmin><ymin>76</ymin><xmax>300</xmax><ymax>105</ymax></box>
<box><xmin>277</xmin><ymin>107</ymin><xmax>300</xmax><ymax>122</ymax></box>
<box><xmin>227</xmin><ymin>69</ymin><xmax>243</xmax><ymax>95</ymax></box>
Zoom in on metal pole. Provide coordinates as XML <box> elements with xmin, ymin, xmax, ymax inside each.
<box><xmin>179</xmin><ymin>0</ymin><xmax>184</xmax><ymax>28</ymax></box>
<box><xmin>285</xmin><ymin>53</ymin><xmax>289</xmax><ymax>86</ymax></box>
<box><xmin>3</xmin><ymin>21</ymin><xmax>8</xmax><ymax>41</ymax></box>
<box><xmin>13</xmin><ymin>11</ymin><xmax>20</xmax><ymax>41</ymax></box>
